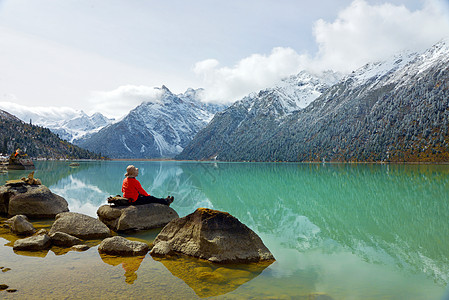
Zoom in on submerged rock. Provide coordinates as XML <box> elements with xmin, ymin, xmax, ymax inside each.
<box><xmin>35</xmin><ymin>229</ymin><xmax>48</xmax><ymax>236</ymax></box>
<box><xmin>150</xmin><ymin>208</ymin><xmax>275</xmax><ymax>263</ymax></box>
<box><xmin>98</xmin><ymin>236</ymin><xmax>150</xmax><ymax>256</ymax></box>
<box><xmin>49</xmin><ymin>212</ymin><xmax>111</xmax><ymax>240</ymax></box>
<box><xmin>13</xmin><ymin>234</ymin><xmax>51</xmax><ymax>251</ymax></box>
<box><xmin>6</xmin><ymin>215</ymin><xmax>36</xmax><ymax>236</ymax></box>
<box><xmin>71</xmin><ymin>244</ymin><xmax>90</xmax><ymax>252</ymax></box>
<box><xmin>0</xmin><ymin>182</ymin><xmax>68</xmax><ymax>218</ymax></box>
<box><xmin>97</xmin><ymin>203</ymin><xmax>179</xmax><ymax>232</ymax></box>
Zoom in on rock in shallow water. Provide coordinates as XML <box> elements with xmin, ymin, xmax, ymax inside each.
<box><xmin>98</xmin><ymin>236</ymin><xmax>149</xmax><ymax>256</ymax></box>
<box><xmin>50</xmin><ymin>231</ymin><xmax>83</xmax><ymax>247</ymax></box>
<box><xmin>97</xmin><ymin>203</ymin><xmax>179</xmax><ymax>232</ymax></box>
<box><xmin>0</xmin><ymin>183</ymin><xmax>68</xmax><ymax>218</ymax></box>
<box><xmin>6</xmin><ymin>215</ymin><xmax>36</xmax><ymax>236</ymax></box>
<box><xmin>13</xmin><ymin>234</ymin><xmax>51</xmax><ymax>251</ymax></box>
<box><xmin>49</xmin><ymin>212</ymin><xmax>111</xmax><ymax>240</ymax></box>
<box><xmin>150</xmin><ymin>208</ymin><xmax>275</xmax><ymax>263</ymax></box>
<box><xmin>71</xmin><ymin>244</ymin><xmax>90</xmax><ymax>252</ymax></box>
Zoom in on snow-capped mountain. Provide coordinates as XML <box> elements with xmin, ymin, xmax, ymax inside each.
<box><xmin>0</xmin><ymin>103</ymin><xmax>114</xmax><ymax>143</ymax></box>
<box><xmin>0</xmin><ymin>109</ymin><xmax>101</xmax><ymax>159</ymax></box>
<box><xmin>177</xmin><ymin>70</ymin><xmax>341</xmax><ymax>160</ymax></box>
<box><xmin>55</xmin><ymin>111</ymin><xmax>114</xmax><ymax>143</ymax></box>
<box><xmin>232</xmin><ymin>70</ymin><xmax>341</xmax><ymax>117</ymax></box>
<box><xmin>178</xmin><ymin>39</ymin><xmax>449</xmax><ymax>162</ymax></box>
<box><xmin>77</xmin><ymin>86</ymin><xmax>226</xmax><ymax>158</ymax></box>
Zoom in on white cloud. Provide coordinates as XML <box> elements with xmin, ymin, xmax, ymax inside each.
<box><xmin>194</xmin><ymin>0</ymin><xmax>449</xmax><ymax>104</ymax></box>
<box><xmin>311</xmin><ymin>0</ymin><xmax>449</xmax><ymax>72</ymax></box>
<box><xmin>89</xmin><ymin>85</ymin><xmax>165</xmax><ymax>118</ymax></box>
<box><xmin>0</xmin><ymin>26</ymin><xmax>178</xmax><ymax>119</ymax></box>
<box><xmin>194</xmin><ymin>47</ymin><xmax>308</xmax><ymax>104</ymax></box>
<box><xmin>0</xmin><ymin>101</ymin><xmax>82</xmax><ymax>123</ymax></box>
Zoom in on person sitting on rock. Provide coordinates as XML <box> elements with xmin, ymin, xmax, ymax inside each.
<box><xmin>121</xmin><ymin>165</ymin><xmax>174</xmax><ymax>206</ymax></box>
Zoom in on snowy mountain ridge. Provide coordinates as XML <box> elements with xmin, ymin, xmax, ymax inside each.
<box><xmin>77</xmin><ymin>86</ymin><xmax>226</xmax><ymax>158</ymax></box>
<box><xmin>178</xmin><ymin>39</ymin><xmax>449</xmax><ymax>162</ymax></box>
<box><xmin>232</xmin><ymin>70</ymin><xmax>341</xmax><ymax>119</ymax></box>
<box><xmin>0</xmin><ymin>102</ymin><xmax>114</xmax><ymax>143</ymax></box>
<box><xmin>345</xmin><ymin>38</ymin><xmax>449</xmax><ymax>90</ymax></box>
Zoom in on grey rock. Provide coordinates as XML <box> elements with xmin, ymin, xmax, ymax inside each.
<box><xmin>0</xmin><ymin>185</ymin><xmax>11</xmax><ymax>214</ymax></box>
<box><xmin>71</xmin><ymin>244</ymin><xmax>90</xmax><ymax>252</ymax></box>
<box><xmin>97</xmin><ymin>203</ymin><xmax>179</xmax><ymax>232</ymax></box>
<box><xmin>0</xmin><ymin>184</ymin><xmax>68</xmax><ymax>218</ymax></box>
<box><xmin>6</xmin><ymin>215</ymin><xmax>35</xmax><ymax>236</ymax></box>
<box><xmin>50</xmin><ymin>231</ymin><xmax>83</xmax><ymax>247</ymax></box>
<box><xmin>35</xmin><ymin>229</ymin><xmax>48</xmax><ymax>236</ymax></box>
<box><xmin>98</xmin><ymin>236</ymin><xmax>149</xmax><ymax>256</ymax></box>
<box><xmin>13</xmin><ymin>234</ymin><xmax>51</xmax><ymax>251</ymax></box>
<box><xmin>49</xmin><ymin>212</ymin><xmax>111</xmax><ymax>240</ymax></box>
<box><xmin>150</xmin><ymin>208</ymin><xmax>275</xmax><ymax>263</ymax></box>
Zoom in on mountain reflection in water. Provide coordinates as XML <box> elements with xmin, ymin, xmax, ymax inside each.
<box><xmin>0</xmin><ymin>161</ymin><xmax>447</xmax><ymax>299</ymax></box>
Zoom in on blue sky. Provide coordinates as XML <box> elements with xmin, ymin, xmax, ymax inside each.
<box><xmin>0</xmin><ymin>0</ymin><xmax>448</xmax><ymax>118</ymax></box>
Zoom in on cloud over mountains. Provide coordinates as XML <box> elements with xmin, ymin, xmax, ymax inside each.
<box><xmin>193</xmin><ymin>0</ymin><xmax>449</xmax><ymax>104</ymax></box>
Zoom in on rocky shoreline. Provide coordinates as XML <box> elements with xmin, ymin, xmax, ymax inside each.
<box><xmin>0</xmin><ymin>173</ymin><xmax>275</xmax><ymax>264</ymax></box>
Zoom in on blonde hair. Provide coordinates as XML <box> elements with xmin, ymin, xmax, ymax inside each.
<box><xmin>124</xmin><ymin>165</ymin><xmax>139</xmax><ymax>178</ymax></box>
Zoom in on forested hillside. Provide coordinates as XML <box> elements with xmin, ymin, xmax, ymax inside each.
<box><xmin>178</xmin><ymin>40</ymin><xmax>449</xmax><ymax>162</ymax></box>
<box><xmin>0</xmin><ymin>110</ymin><xmax>102</xmax><ymax>159</ymax></box>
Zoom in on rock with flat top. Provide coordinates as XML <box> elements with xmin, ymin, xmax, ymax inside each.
<box><xmin>150</xmin><ymin>208</ymin><xmax>275</xmax><ymax>263</ymax></box>
<box><xmin>97</xmin><ymin>203</ymin><xmax>179</xmax><ymax>232</ymax></box>
<box><xmin>49</xmin><ymin>212</ymin><xmax>111</xmax><ymax>240</ymax></box>
<box><xmin>98</xmin><ymin>236</ymin><xmax>149</xmax><ymax>256</ymax></box>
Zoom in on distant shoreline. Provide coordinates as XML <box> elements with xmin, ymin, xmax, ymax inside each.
<box><xmin>108</xmin><ymin>158</ymin><xmax>449</xmax><ymax>165</ymax></box>
<box><xmin>6</xmin><ymin>157</ymin><xmax>448</xmax><ymax>164</ymax></box>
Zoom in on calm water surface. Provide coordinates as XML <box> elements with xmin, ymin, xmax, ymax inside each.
<box><xmin>0</xmin><ymin>161</ymin><xmax>448</xmax><ymax>299</ymax></box>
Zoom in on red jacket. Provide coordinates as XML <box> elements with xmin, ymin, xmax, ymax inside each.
<box><xmin>122</xmin><ymin>177</ymin><xmax>149</xmax><ymax>202</ymax></box>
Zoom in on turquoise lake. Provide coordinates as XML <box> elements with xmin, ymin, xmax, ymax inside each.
<box><xmin>1</xmin><ymin>160</ymin><xmax>448</xmax><ymax>299</ymax></box>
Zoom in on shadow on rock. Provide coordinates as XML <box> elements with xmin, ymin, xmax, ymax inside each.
<box><xmin>152</xmin><ymin>254</ymin><xmax>273</xmax><ymax>298</ymax></box>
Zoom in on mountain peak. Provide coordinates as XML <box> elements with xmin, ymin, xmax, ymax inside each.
<box><xmin>161</xmin><ymin>85</ymin><xmax>171</xmax><ymax>93</ymax></box>
<box><xmin>178</xmin><ymin>39</ymin><xmax>449</xmax><ymax>162</ymax></box>
<box><xmin>77</xmin><ymin>87</ymin><xmax>226</xmax><ymax>159</ymax></box>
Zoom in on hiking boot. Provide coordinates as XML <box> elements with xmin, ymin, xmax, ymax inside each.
<box><xmin>165</xmin><ymin>196</ymin><xmax>174</xmax><ymax>205</ymax></box>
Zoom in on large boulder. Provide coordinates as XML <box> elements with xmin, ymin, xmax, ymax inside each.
<box><xmin>150</xmin><ymin>208</ymin><xmax>275</xmax><ymax>263</ymax></box>
<box><xmin>97</xmin><ymin>204</ymin><xmax>179</xmax><ymax>232</ymax></box>
<box><xmin>6</xmin><ymin>215</ymin><xmax>36</xmax><ymax>236</ymax></box>
<box><xmin>49</xmin><ymin>212</ymin><xmax>111</xmax><ymax>240</ymax></box>
<box><xmin>13</xmin><ymin>234</ymin><xmax>51</xmax><ymax>251</ymax></box>
<box><xmin>0</xmin><ymin>181</ymin><xmax>68</xmax><ymax>218</ymax></box>
<box><xmin>98</xmin><ymin>236</ymin><xmax>150</xmax><ymax>256</ymax></box>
